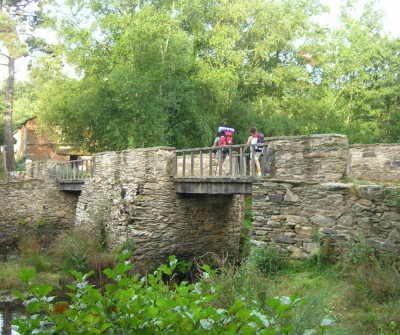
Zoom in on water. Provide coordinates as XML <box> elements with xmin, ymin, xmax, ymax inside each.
<box><xmin>0</xmin><ymin>305</ymin><xmax>22</xmax><ymax>335</ymax></box>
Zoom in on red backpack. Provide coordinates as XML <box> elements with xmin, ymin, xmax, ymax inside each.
<box><xmin>220</xmin><ymin>131</ymin><xmax>233</xmax><ymax>153</ymax></box>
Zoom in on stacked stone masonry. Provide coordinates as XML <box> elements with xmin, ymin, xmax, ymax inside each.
<box><xmin>2</xmin><ymin>134</ymin><xmax>400</xmax><ymax>262</ymax></box>
<box><xmin>347</xmin><ymin>143</ymin><xmax>400</xmax><ymax>183</ymax></box>
<box><xmin>0</xmin><ymin>179</ymin><xmax>78</xmax><ymax>247</ymax></box>
<box><xmin>75</xmin><ymin>147</ymin><xmax>245</xmax><ymax>266</ymax></box>
<box><xmin>252</xmin><ymin>180</ymin><xmax>400</xmax><ymax>259</ymax></box>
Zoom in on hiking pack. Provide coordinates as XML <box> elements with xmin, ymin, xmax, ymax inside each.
<box><xmin>253</xmin><ymin>132</ymin><xmax>265</xmax><ymax>152</ymax></box>
<box><xmin>218</xmin><ymin>127</ymin><xmax>234</xmax><ymax>153</ymax></box>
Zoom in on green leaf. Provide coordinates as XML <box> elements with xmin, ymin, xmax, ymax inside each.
<box><xmin>237</xmin><ymin>308</ymin><xmax>252</xmax><ymax>322</ymax></box>
<box><xmin>18</xmin><ymin>269</ymin><xmax>36</xmax><ymax>283</ymax></box>
<box><xmin>12</xmin><ymin>290</ymin><xmax>26</xmax><ymax>301</ymax></box>
<box><xmin>266</xmin><ymin>298</ymin><xmax>280</xmax><ymax>310</ymax></box>
<box><xmin>146</xmin><ymin>306</ymin><xmax>159</xmax><ymax>316</ymax></box>
<box><xmin>320</xmin><ymin>318</ymin><xmax>335</xmax><ymax>326</ymax></box>
<box><xmin>103</xmin><ymin>268</ymin><xmax>116</xmax><ymax>280</ymax></box>
<box><xmin>160</xmin><ymin>264</ymin><xmax>172</xmax><ymax>276</ymax></box>
<box><xmin>26</xmin><ymin>301</ymin><xmax>41</xmax><ymax>314</ymax></box>
<box><xmin>228</xmin><ymin>300</ymin><xmax>244</xmax><ymax>314</ymax></box>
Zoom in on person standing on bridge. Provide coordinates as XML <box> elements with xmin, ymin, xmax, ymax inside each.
<box><xmin>244</xmin><ymin>127</ymin><xmax>262</xmax><ymax>176</ymax></box>
<box><xmin>213</xmin><ymin>131</ymin><xmax>228</xmax><ymax>175</ymax></box>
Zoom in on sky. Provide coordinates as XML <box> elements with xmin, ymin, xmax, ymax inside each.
<box><xmin>1</xmin><ymin>0</ymin><xmax>400</xmax><ymax>82</ymax></box>
<box><xmin>319</xmin><ymin>0</ymin><xmax>400</xmax><ymax>35</ymax></box>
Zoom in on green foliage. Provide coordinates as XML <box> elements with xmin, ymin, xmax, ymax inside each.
<box><xmin>19</xmin><ymin>235</ymin><xmax>53</xmax><ymax>273</ymax></box>
<box><xmin>239</xmin><ymin>195</ymin><xmax>253</xmax><ymax>259</ymax></box>
<box><xmin>12</xmin><ymin>252</ymin><xmax>317</xmax><ymax>334</ymax></box>
<box><xmin>309</xmin><ymin>235</ymin><xmax>335</xmax><ymax>267</ymax></box>
<box><xmin>348</xmin><ymin>234</ymin><xmax>376</xmax><ymax>265</ymax></box>
<box><xmin>391</xmin><ymin>185</ymin><xmax>400</xmax><ymax>211</ymax></box>
<box><xmin>248</xmin><ymin>243</ymin><xmax>289</xmax><ymax>275</ymax></box>
<box><xmin>50</xmin><ymin>229</ymin><xmax>102</xmax><ymax>275</ymax></box>
<box><xmin>177</xmin><ymin>260</ymin><xmax>193</xmax><ymax>275</ymax></box>
<box><xmin>120</xmin><ymin>237</ymin><xmax>136</xmax><ymax>254</ymax></box>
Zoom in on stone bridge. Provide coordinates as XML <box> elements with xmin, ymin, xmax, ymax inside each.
<box><xmin>1</xmin><ymin>134</ymin><xmax>400</xmax><ymax>265</ymax></box>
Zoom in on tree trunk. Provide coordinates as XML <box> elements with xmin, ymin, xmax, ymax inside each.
<box><xmin>2</xmin><ymin>308</ymin><xmax>12</xmax><ymax>335</ymax></box>
<box><xmin>3</xmin><ymin>55</ymin><xmax>16</xmax><ymax>172</ymax></box>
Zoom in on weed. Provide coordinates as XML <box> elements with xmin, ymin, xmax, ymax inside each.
<box><xmin>19</xmin><ymin>235</ymin><xmax>53</xmax><ymax>272</ymax></box>
<box><xmin>348</xmin><ymin>234</ymin><xmax>376</xmax><ymax>265</ymax></box>
<box><xmin>120</xmin><ymin>237</ymin><xmax>136</xmax><ymax>253</ymax></box>
<box><xmin>50</xmin><ymin>228</ymin><xmax>101</xmax><ymax>275</ymax></box>
<box><xmin>247</xmin><ymin>243</ymin><xmax>289</xmax><ymax>275</ymax></box>
<box><xmin>239</xmin><ymin>195</ymin><xmax>253</xmax><ymax>259</ymax></box>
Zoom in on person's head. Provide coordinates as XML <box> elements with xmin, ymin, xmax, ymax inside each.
<box><xmin>250</xmin><ymin>127</ymin><xmax>256</xmax><ymax>134</ymax></box>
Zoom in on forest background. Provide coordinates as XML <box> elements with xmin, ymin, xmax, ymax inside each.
<box><xmin>1</xmin><ymin>0</ymin><xmax>400</xmax><ymax>154</ymax></box>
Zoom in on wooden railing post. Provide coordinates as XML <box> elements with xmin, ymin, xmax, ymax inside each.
<box><xmin>191</xmin><ymin>151</ymin><xmax>194</xmax><ymax>176</ymax></box>
<box><xmin>182</xmin><ymin>152</ymin><xmax>186</xmax><ymax>177</ymax></box>
<box><xmin>174</xmin><ymin>152</ymin><xmax>178</xmax><ymax>177</ymax></box>
<box><xmin>173</xmin><ymin>142</ymin><xmax>272</xmax><ymax>179</ymax></box>
<box><xmin>200</xmin><ymin>150</ymin><xmax>203</xmax><ymax>177</ymax></box>
<box><xmin>209</xmin><ymin>149</ymin><xmax>212</xmax><ymax>176</ymax></box>
<box><xmin>228</xmin><ymin>149</ymin><xmax>231</xmax><ymax>175</ymax></box>
<box><xmin>251</xmin><ymin>147</ymin><xmax>255</xmax><ymax>176</ymax></box>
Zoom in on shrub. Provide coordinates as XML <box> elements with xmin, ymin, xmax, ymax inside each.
<box><xmin>348</xmin><ymin>235</ymin><xmax>376</xmax><ymax>265</ymax></box>
<box><xmin>19</xmin><ymin>235</ymin><xmax>53</xmax><ymax>273</ymax></box>
<box><xmin>248</xmin><ymin>243</ymin><xmax>289</xmax><ymax>275</ymax></box>
<box><xmin>49</xmin><ymin>228</ymin><xmax>101</xmax><ymax>274</ymax></box>
<box><xmin>12</xmin><ymin>253</ymin><xmax>330</xmax><ymax>335</ymax></box>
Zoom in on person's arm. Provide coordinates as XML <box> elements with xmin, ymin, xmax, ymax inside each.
<box><xmin>243</xmin><ymin>136</ymin><xmax>252</xmax><ymax>152</ymax></box>
<box><xmin>212</xmin><ymin>138</ymin><xmax>217</xmax><ymax>147</ymax></box>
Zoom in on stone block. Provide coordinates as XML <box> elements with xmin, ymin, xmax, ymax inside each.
<box><xmin>268</xmin><ymin>194</ymin><xmax>284</xmax><ymax>203</ymax></box>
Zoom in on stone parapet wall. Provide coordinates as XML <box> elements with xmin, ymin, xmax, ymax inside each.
<box><xmin>0</xmin><ymin>180</ymin><xmax>78</xmax><ymax>245</ymax></box>
<box><xmin>346</xmin><ymin>144</ymin><xmax>400</xmax><ymax>183</ymax></box>
<box><xmin>266</xmin><ymin>134</ymin><xmax>349</xmax><ymax>182</ymax></box>
<box><xmin>6</xmin><ymin>160</ymin><xmax>58</xmax><ymax>182</ymax></box>
<box><xmin>76</xmin><ymin>147</ymin><xmax>245</xmax><ymax>266</ymax></box>
<box><xmin>252</xmin><ymin>179</ymin><xmax>400</xmax><ymax>258</ymax></box>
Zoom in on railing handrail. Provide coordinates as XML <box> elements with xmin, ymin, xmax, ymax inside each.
<box><xmin>174</xmin><ymin>142</ymin><xmax>268</xmax><ymax>153</ymax></box>
<box><xmin>58</xmin><ymin>158</ymin><xmax>91</xmax><ymax>165</ymax></box>
<box><xmin>58</xmin><ymin>158</ymin><xmax>93</xmax><ymax>181</ymax></box>
<box><xmin>174</xmin><ymin>143</ymin><xmax>269</xmax><ymax>178</ymax></box>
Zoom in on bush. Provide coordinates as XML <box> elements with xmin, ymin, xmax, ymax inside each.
<box><xmin>19</xmin><ymin>235</ymin><xmax>53</xmax><ymax>273</ymax></box>
<box><xmin>12</xmin><ymin>253</ymin><xmax>330</xmax><ymax>335</ymax></box>
<box><xmin>248</xmin><ymin>243</ymin><xmax>289</xmax><ymax>275</ymax></box>
<box><xmin>50</xmin><ymin>228</ymin><xmax>102</xmax><ymax>274</ymax></box>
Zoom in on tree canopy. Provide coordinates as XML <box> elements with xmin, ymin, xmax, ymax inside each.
<box><xmin>3</xmin><ymin>0</ymin><xmax>400</xmax><ymax>153</ymax></box>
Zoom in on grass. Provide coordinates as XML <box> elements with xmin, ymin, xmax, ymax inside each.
<box><xmin>206</xmin><ymin>257</ymin><xmax>400</xmax><ymax>335</ymax></box>
<box><xmin>1</xmin><ymin>227</ymin><xmax>399</xmax><ymax>335</ymax></box>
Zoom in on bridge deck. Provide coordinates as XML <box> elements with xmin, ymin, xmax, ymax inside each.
<box><xmin>56</xmin><ymin>143</ymin><xmax>270</xmax><ymax>194</ymax></box>
<box><xmin>174</xmin><ymin>177</ymin><xmax>254</xmax><ymax>194</ymax></box>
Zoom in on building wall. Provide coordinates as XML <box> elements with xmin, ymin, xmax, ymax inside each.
<box><xmin>13</xmin><ymin>117</ymin><xmax>73</xmax><ymax>162</ymax></box>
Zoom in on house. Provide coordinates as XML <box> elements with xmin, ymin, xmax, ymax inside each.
<box><xmin>13</xmin><ymin>117</ymin><xmax>90</xmax><ymax>162</ymax></box>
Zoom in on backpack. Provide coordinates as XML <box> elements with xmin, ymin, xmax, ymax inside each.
<box><xmin>220</xmin><ymin>131</ymin><xmax>233</xmax><ymax>153</ymax></box>
<box><xmin>254</xmin><ymin>132</ymin><xmax>265</xmax><ymax>152</ymax></box>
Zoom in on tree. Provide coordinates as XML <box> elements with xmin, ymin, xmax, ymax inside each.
<box><xmin>0</xmin><ymin>0</ymin><xmax>48</xmax><ymax>170</ymax></box>
<box><xmin>33</xmin><ymin>0</ymin><xmax>326</xmax><ymax>152</ymax></box>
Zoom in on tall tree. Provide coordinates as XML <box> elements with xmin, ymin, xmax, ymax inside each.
<box><xmin>34</xmin><ymin>0</ymin><xmax>325</xmax><ymax>151</ymax></box>
<box><xmin>0</xmin><ymin>0</ymin><xmax>48</xmax><ymax>170</ymax></box>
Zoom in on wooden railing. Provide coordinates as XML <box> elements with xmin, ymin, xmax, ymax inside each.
<box><xmin>58</xmin><ymin>159</ymin><xmax>93</xmax><ymax>181</ymax></box>
<box><xmin>174</xmin><ymin>143</ymin><xmax>268</xmax><ymax>178</ymax></box>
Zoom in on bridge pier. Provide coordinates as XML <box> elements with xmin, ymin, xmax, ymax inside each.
<box><xmin>75</xmin><ymin>147</ymin><xmax>245</xmax><ymax>268</ymax></box>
